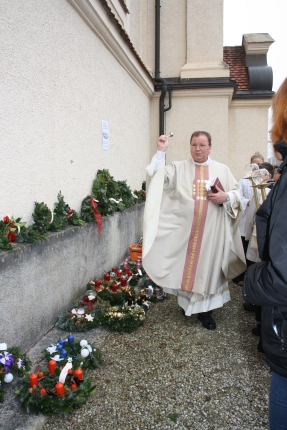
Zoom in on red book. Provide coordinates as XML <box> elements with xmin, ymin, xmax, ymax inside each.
<box><xmin>206</xmin><ymin>177</ymin><xmax>225</xmax><ymax>207</ymax></box>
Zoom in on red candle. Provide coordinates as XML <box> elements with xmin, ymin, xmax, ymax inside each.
<box><xmin>95</xmin><ymin>280</ymin><xmax>101</xmax><ymax>287</ymax></box>
<box><xmin>121</xmin><ymin>278</ymin><xmax>127</xmax><ymax>286</ymax></box>
<box><xmin>117</xmin><ymin>271</ymin><xmax>122</xmax><ymax>278</ymax></box>
<box><xmin>112</xmin><ymin>283</ymin><xmax>118</xmax><ymax>292</ymax></box>
<box><xmin>104</xmin><ymin>273</ymin><xmax>110</xmax><ymax>281</ymax></box>
<box><xmin>128</xmin><ymin>270</ymin><xmax>133</xmax><ymax>277</ymax></box>
<box><xmin>123</xmin><ymin>267</ymin><xmax>129</xmax><ymax>274</ymax></box>
<box><xmin>29</xmin><ymin>374</ymin><xmax>38</xmax><ymax>387</ymax></box>
<box><xmin>55</xmin><ymin>382</ymin><xmax>65</xmax><ymax>396</ymax></box>
<box><xmin>48</xmin><ymin>360</ymin><xmax>57</xmax><ymax>375</ymax></box>
<box><xmin>112</xmin><ymin>267</ymin><xmax>117</xmax><ymax>273</ymax></box>
<box><xmin>74</xmin><ymin>369</ymin><xmax>83</xmax><ymax>380</ymax></box>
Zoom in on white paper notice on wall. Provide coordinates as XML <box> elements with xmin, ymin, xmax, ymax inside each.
<box><xmin>102</xmin><ymin>120</ymin><xmax>109</xmax><ymax>150</ymax></box>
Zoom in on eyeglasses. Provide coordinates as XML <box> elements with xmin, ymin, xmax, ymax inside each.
<box><xmin>191</xmin><ymin>144</ymin><xmax>209</xmax><ymax>149</ymax></box>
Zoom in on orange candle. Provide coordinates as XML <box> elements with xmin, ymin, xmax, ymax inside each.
<box><xmin>55</xmin><ymin>382</ymin><xmax>65</xmax><ymax>396</ymax></box>
<box><xmin>29</xmin><ymin>374</ymin><xmax>38</xmax><ymax>387</ymax></box>
<box><xmin>48</xmin><ymin>360</ymin><xmax>57</xmax><ymax>375</ymax></box>
<box><xmin>74</xmin><ymin>369</ymin><xmax>83</xmax><ymax>380</ymax></box>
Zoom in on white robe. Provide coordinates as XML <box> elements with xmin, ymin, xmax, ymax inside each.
<box><xmin>143</xmin><ymin>155</ymin><xmax>246</xmax><ymax>315</ymax></box>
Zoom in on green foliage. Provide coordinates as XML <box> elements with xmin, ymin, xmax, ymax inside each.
<box><xmin>116</xmin><ymin>180</ymin><xmax>136</xmax><ymax>211</ymax></box>
<box><xmin>97</xmin><ymin>288</ymin><xmax>131</xmax><ymax>306</ymax></box>
<box><xmin>92</xmin><ymin>169</ymin><xmax>118</xmax><ymax>216</ymax></box>
<box><xmin>17</xmin><ymin>225</ymin><xmax>45</xmax><ymax>244</ymax></box>
<box><xmin>67</xmin><ymin>210</ymin><xmax>84</xmax><ymax>227</ymax></box>
<box><xmin>31</xmin><ymin>202</ymin><xmax>52</xmax><ymax>237</ymax></box>
<box><xmin>50</xmin><ymin>192</ymin><xmax>84</xmax><ymax>231</ymax></box>
<box><xmin>0</xmin><ymin>220</ymin><xmax>13</xmax><ymax>251</ymax></box>
<box><xmin>80</xmin><ymin>196</ymin><xmax>96</xmax><ymax>223</ymax></box>
<box><xmin>1</xmin><ymin>169</ymin><xmax>143</xmax><ymax>252</ymax></box>
<box><xmin>0</xmin><ymin>217</ymin><xmax>26</xmax><ymax>250</ymax></box>
<box><xmin>99</xmin><ymin>303</ymin><xmax>146</xmax><ymax>333</ymax></box>
<box><xmin>91</xmin><ymin>169</ymin><xmax>138</xmax><ymax>216</ymax></box>
<box><xmin>49</xmin><ymin>191</ymin><xmax>69</xmax><ymax>232</ymax></box>
<box><xmin>0</xmin><ymin>346</ymin><xmax>31</xmax><ymax>403</ymax></box>
<box><xmin>133</xmin><ymin>180</ymin><xmax>146</xmax><ymax>204</ymax></box>
<box><xmin>16</xmin><ymin>339</ymin><xmax>103</xmax><ymax>415</ymax></box>
<box><xmin>167</xmin><ymin>413</ymin><xmax>180</xmax><ymax>423</ymax></box>
<box><xmin>16</xmin><ymin>376</ymin><xmax>96</xmax><ymax>416</ymax></box>
<box><xmin>56</xmin><ymin>297</ymin><xmax>108</xmax><ymax>332</ymax></box>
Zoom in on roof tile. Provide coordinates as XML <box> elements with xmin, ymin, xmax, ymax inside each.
<box><xmin>223</xmin><ymin>46</ymin><xmax>249</xmax><ymax>90</ymax></box>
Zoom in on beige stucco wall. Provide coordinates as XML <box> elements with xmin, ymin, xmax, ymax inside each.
<box><xmin>228</xmin><ymin>101</ymin><xmax>271</xmax><ymax>181</ymax></box>
<box><xmin>186</xmin><ymin>0</ymin><xmax>223</xmax><ymax>64</ymax></box>
<box><xmin>130</xmin><ymin>0</ymin><xmax>225</xmax><ymax>79</ymax></box>
<box><xmin>0</xmin><ymin>0</ymin><xmax>151</xmax><ymax>224</ymax></box>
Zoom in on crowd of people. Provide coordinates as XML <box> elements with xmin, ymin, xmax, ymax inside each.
<box><xmin>142</xmin><ymin>77</ymin><xmax>287</xmax><ymax>429</ymax></box>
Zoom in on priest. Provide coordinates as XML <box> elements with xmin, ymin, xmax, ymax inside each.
<box><xmin>142</xmin><ymin>131</ymin><xmax>246</xmax><ymax>330</ymax></box>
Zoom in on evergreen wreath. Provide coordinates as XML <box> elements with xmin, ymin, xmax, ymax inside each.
<box><xmin>56</xmin><ymin>294</ymin><xmax>107</xmax><ymax>332</ymax></box>
<box><xmin>16</xmin><ymin>338</ymin><xmax>103</xmax><ymax>415</ymax></box>
<box><xmin>0</xmin><ymin>217</ymin><xmax>20</xmax><ymax>251</ymax></box>
<box><xmin>81</xmin><ymin>169</ymin><xmax>146</xmax><ymax>221</ymax></box>
<box><xmin>98</xmin><ymin>302</ymin><xmax>147</xmax><ymax>333</ymax></box>
<box><xmin>50</xmin><ymin>191</ymin><xmax>84</xmax><ymax>231</ymax></box>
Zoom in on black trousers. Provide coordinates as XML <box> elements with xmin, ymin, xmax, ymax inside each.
<box><xmin>232</xmin><ymin>236</ymin><xmax>253</xmax><ymax>283</ymax></box>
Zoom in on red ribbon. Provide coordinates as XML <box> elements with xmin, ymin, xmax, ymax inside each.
<box><xmin>90</xmin><ymin>197</ymin><xmax>102</xmax><ymax>236</ymax></box>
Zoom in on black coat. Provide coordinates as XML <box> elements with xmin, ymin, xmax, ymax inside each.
<box><xmin>243</xmin><ymin>157</ymin><xmax>287</xmax><ymax>378</ymax></box>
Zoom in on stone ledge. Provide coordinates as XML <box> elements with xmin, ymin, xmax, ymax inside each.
<box><xmin>0</xmin><ymin>203</ymin><xmax>144</xmax><ymax>352</ymax></box>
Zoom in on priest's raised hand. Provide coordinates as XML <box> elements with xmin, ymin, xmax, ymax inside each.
<box><xmin>157</xmin><ymin>135</ymin><xmax>169</xmax><ymax>152</ymax></box>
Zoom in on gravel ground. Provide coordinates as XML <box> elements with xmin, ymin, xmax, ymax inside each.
<box><xmin>0</xmin><ymin>281</ymin><xmax>270</xmax><ymax>430</ymax></box>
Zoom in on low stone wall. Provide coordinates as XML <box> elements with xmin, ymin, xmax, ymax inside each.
<box><xmin>0</xmin><ymin>204</ymin><xmax>144</xmax><ymax>352</ymax></box>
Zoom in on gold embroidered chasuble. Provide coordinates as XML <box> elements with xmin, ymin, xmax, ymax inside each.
<box><xmin>143</xmin><ymin>155</ymin><xmax>246</xmax><ymax>315</ymax></box>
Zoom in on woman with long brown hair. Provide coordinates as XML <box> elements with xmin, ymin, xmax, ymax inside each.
<box><xmin>243</xmin><ymin>77</ymin><xmax>287</xmax><ymax>430</ymax></box>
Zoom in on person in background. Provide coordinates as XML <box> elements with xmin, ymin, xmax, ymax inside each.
<box><xmin>243</xmin><ymin>77</ymin><xmax>287</xmax><ymax>430</ymax></box>
<box><xmin>143</xmin><ymin>131</ymin><xmax>246</xmax><ymax>331</ymax></box>
<box><xmin>232</xmin><ymin>153</ymin><xmax>264</xmax><ymax>291</ymax></box>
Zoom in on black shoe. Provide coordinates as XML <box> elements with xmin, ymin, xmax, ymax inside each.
<box><xmin>251</xmin><ymin>323</ymin><xmax>261</xmax><ymax>337</ymax></box>
<box><xmin>197</xmin><ymin>313</ymin><xmax>216</xmax><ymax>330</ymax></box>
<box><xmin>243</xmin><ymin>302</ymin><xmax>257</xmax><ymax>312</ymax></box>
